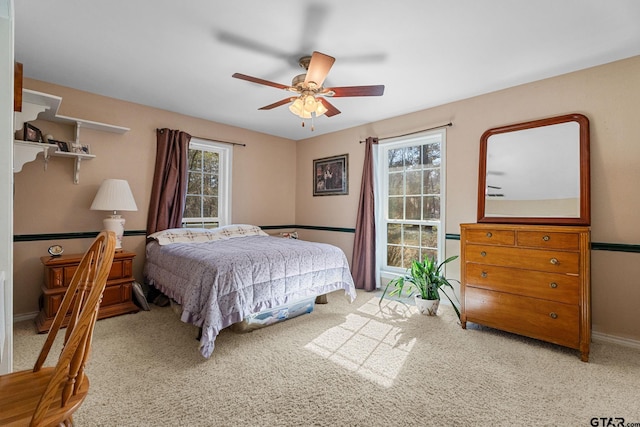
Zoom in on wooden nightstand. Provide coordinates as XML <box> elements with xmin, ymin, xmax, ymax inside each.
<box><xmin>35</xmin><ymin>250</ymin><xmax>139</xmax><ymax>333</ymax></box>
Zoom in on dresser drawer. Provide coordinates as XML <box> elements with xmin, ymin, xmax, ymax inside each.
<box><xmin>517</xmin><ymin>231</ymin><xmax>580</xmax><ymax>251</ymax></box>
<box><xmin>465</xmin><ymin>287</ymin><xmax>580</xmax><ymax>349</ymax></box>
<box><xmin>464</xmin><ymin>263</ymin><xmax>579</xmax><ymax>304</ymax></box>
<box><xmin>465</xmin><ymin>244</ymin><xmax>579</xmax><ymax>274</ymax></box>
<box><xmin>464</xmin><ymin>229</ymin><xmax>515</xmax><ymax>245</ymax></box>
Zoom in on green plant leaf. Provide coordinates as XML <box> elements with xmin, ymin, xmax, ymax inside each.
<box><xmin>379</xmin><ymin>254</ymin><xmax>461</xmax><ymax>320</ymax></box>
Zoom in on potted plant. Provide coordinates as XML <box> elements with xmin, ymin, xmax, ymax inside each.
<box><xmin>380</xmin><ymin>255</ymin><xmax>461</xmax><ymax>319</ymax></box>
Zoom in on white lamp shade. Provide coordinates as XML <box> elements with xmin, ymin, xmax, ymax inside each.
<box><xmin>90</xmin><ymin>179</ymin><xmax>138</xmax><ymax>212</ymax></box>
<box><xmin>91</xmin><ymin>179</ymin><xmax>137</xmax><ymax>249</ymax></box>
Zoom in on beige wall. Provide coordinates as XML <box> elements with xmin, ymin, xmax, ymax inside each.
<box><xmin>297</xmin><ymin>55</ymin><xmax>640</xmax><ymax>343</ymax></box>
<box><xmin>13</xmin><ymin>78</ymin><xmax>296</xmax><ymax>316</ymax></box>
<box><xmin>13</xmin><ymin>55</ymin><xmax>640</xmax><ymax>343</ymax></box>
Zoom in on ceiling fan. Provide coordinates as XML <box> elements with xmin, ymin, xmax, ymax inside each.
<box><xmin>232</xmin><ymin>51</ymin><xmax>384</xmax><ymax>129</ymax></box>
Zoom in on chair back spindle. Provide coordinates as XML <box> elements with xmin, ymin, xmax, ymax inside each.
<box><xmin>28</xmin><ymin>231</ymin><xmax>115</xmax><ymax>425</ymax></box>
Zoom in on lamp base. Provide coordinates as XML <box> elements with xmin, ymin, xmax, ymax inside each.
<box><xmin>103</xmin><ymin>215</ymin><xmax>125</xmax><ymax>249</ymax></box>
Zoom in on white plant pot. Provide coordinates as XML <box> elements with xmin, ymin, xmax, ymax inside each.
<box><xmin>415</xmin><ymin>295</ymin><xmax>440</xmax><ymax>316</ymax></box>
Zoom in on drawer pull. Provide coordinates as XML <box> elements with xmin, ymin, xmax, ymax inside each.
<box><xmin>549</xmin><ymin>312</ymin><xmax>558</xmax><ymax>319</ymax></box>
<box><xmin>486</xmin><ymin>232</ymin><xmax>492</xmax><ymax>238</ymax></box>
<box><xmin>549</xmin><ymin>282</ymin><xmax>558</xmax><ymax>289</ymax></box>
<box><xmin>542</xmin><ymin>235</ymin><xmax>550</xmax><ymax>241</ymax></box>
<box><xmin>480</xmin><ymin>251</ymin><xmax>487</xmax><ymax>257</ymax></box>
<box><xmin>550</xmin><ymin>258</ymin><xmax>559</xmax><ymax>265</ymax></box>
<box><xmin>481</xmin><ymin>271</ymin><xmax>488</xmax><ymax>278</ymax></box>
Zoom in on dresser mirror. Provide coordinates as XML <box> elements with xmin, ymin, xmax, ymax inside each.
<box><xmin>477</xmin><ymin>113</ymin><xmax>590</xmax><ymax>225</ymax></box>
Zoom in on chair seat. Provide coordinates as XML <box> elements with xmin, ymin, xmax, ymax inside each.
<box><xmin>0</xmin><ymin>367</ymin><xmax>90</xmax><ymax>426</ymax></box>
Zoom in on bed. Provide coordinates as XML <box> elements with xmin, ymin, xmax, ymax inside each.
<box><xmin>144</xmin><ymin>224</ymin><xmax>357</xmax><ymax>358</ymax></box>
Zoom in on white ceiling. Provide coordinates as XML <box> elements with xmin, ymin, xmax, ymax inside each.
<box><xmin>14</xmin><ymin>1</ymin><xmax>640</xmax><ymax>141</ymax></box>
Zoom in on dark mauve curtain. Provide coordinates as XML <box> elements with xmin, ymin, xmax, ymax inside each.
<box><xmin>146</xmin><ymin>128</ymin><xmax>191</xmax><ymax>235</ymax></box>
<box><xmin>351</xmin><ymin>137</ymin><xmax>378</xmax><ymax>291</ymax></box>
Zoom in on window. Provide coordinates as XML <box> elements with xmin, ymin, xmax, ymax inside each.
<box><xmin>182</xmin><ymin>139</ymin><xmax>232</xmax><ymax>228</ymax></box>
<box><xmin>376</xmin><ymin>129</ymin><xmax>446</xmax><ymax>280</ymax></box>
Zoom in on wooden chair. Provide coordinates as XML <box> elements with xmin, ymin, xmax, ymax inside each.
<box><xmin>0</xmin><ymin>231</ymin><xmax>116</xmax><ymax>426</ymax></box>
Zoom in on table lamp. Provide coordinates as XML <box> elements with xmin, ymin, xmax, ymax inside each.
<box><xmin>90</xmin><ymin>179</ymin><xmax>138</xmax><ymax>249</ymax></box>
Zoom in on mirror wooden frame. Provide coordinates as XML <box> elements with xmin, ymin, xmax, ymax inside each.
<box><xmin>477</xmin><ymin>113</ymin><xmax>590</xmax><ymax>225</ymax></box>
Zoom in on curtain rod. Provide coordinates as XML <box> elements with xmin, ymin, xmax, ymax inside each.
<box><xmin>359</xmin><ymin>122</ymin><xmax>453</xmax><ymax>143</ymax></box>
<box><xmin>156</xmin><ymin>129</ymin><xmax>246</xmax><ymax>147</ymax></box>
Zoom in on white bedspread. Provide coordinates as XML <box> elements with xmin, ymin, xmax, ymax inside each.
<box><xmin>144</xmin><ymin>235</ymin><xmax>356</xmax><ymax>357</ymax></box>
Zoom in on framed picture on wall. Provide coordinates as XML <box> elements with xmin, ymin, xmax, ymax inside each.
<box><xmin>313</xmin><ymin>154</ymin><xmax>348</xmax><ymax>196</ymax></box>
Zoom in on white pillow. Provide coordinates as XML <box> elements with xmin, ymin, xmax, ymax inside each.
<box><xmin>216</xmin><ymin>224</ymin><xmax>269</xmax><ymax>238</ymax></box>
<box><xmin>148</xmin><ymin>224</ymin><xmax>267</xmax><ymax>245</ymax></box>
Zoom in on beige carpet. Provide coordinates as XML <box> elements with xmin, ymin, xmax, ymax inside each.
<box><xmin>13</xmin><ymin>290</ymin><xmax>640</xmax><ymax>426</ymax></box>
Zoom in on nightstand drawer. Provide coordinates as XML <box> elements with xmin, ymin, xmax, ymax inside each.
<box><xmin>102</xmin><ymin>281</ymin><xmax>133</xmax><ymax>306</ymax></box>
<box><xmin>44</xmin><ymin>266</ymin><xmax>75</xmax><ymax>289</ymax></box>
<box><xmin>464</xmin><ymin>263</ymin><xmax>579</xmax><ymax>304</ymax></box>
<box><xmin>108</xmin><ymin>258</ymin><xmax>133</xmax><ymax>280</ymax></box>
<box><xmin>45</xmin><ymin>257</ymin><xmax>133</xmax><ymax>288</ymax></box>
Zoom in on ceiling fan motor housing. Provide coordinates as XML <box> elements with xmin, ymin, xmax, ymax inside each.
<box><xmin>291</xmin><ymin>73</ymin><xmax>307</xmax><ymax>89</ymax></box>
<box><xmin>298</xmin><ymin>55</ymin><xmax>312</xmax><ymax>70</ymax></box>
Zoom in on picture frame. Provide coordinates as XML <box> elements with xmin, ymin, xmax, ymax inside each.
<box><xmin>24</xmin><ymin>123</ymin><xmax>43</xmax><ymax>143</ymax></box>
<box><xmin>313</xmin><ymin>154</ymin><xmax>348</xmax><ymax>196</ymax></box>
<box><xmin>73</xmin><ymin>143</ymin><xmax>90</xmax><ymax>154</ymax></box>
<box><xmin>52</xmin><ymin>140</ymin><xmax>69</xmax><ymax>152</ymax></box>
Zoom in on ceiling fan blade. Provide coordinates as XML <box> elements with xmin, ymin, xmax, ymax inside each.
<box><xmin>218</xmin><ymin>32</ymin><xmax>291</xmax><ymax>61</ymax></box>
<box><xmin>298</xmin><ymin>4</ymin><xmax>329</xmax><ymax>54</ymax></box>
<box><xmin>258</xmin><ymin>98</ymin><xmax>296</xmax><ymax>110</ymax></box>
<box><xmin>304</xmin><ymin>51</ymin><xmax>335</xmax><ymax>87</ymax></box>
<box><xmin>232</xmin><ymin>73</ymin><xmax>290</xmax><ymax>91</ymax></box>
<box><xmin>325</xmin><ymin>85</ymin><xmax>385</xmax><ymax>97</ymax></box>
<box><xmin>318</xmin><ymin>97</ymin><xmax>341</xmax><ymax>117</ymax></box>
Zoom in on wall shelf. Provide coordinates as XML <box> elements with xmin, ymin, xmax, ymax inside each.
<box><xmin>13</xmin><ymin>89</ymin><xmax>127</xmax><ymax>183</ymax></box>
<box><xmin>14</xmin><ymin>89</ymin><xmax>129</xmax><ymax>134</ymax></box>
<box><xmin>13</xmin><ymin>141</ymin><xmax>57</xmax><ymax>173</ymax></box>
<box><xmin>13</xmin><ymin>141</ymin><xmax>95</xmax><ymax>184</ymax></box>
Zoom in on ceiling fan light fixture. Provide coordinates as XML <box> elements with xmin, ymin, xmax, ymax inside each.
<box><xmin>315</xmin><ymin>100</ymin><xmax>328</xmax><ymax>116</ymax></box>
<box><xmin>289</xmin><ymin>95</ymin><xmax>327</xmax><ymax>119</ymax></box>
<box><xmin>288</xmin><ymin>97</ymin><xmax>306</xmax><ymax>117</ymax></box>
<box><xmin>303</xmin><ymin>94</ymin><xmax>317</xmax><ymax>112</ymax></box>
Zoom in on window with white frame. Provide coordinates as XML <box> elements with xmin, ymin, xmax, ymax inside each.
<box><xmin>376</xmin><ymin>129</ymin><xmax>446</xmax><ymax>280</ymax></box>
<box><xmin>182</xmin><ymin>139</ymin><xmax>232</xmax><ymax>228</ymax></box>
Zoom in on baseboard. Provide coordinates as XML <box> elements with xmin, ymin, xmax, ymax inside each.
<box><xmin>592</xmin><ymin>331</ymin><xmax>640</xmax><ymax>350</ymax></box>
<box><xmin>14</xmin><ymin>311</ymin><xmax>38</xmax><ymax>323</ymax></box>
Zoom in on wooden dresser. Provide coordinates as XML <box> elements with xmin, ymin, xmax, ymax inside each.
<box><xmin>460</xmin><ymin>223</ymin><xmax>591</xmax><ymax>361</ymax></box>
<box><xmin>35</xmin><ymin>250</ymin><xmax>139</xmax><ymax>333</ymax></box>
